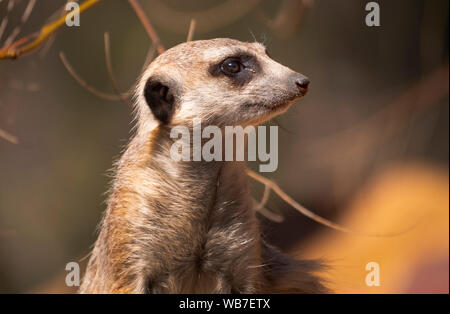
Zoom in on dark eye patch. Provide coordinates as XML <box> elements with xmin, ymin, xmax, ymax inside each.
<box><xmin>209</xmin><ymin>53</ymin><xmax>260</xmax><ymax>87</ymax></box>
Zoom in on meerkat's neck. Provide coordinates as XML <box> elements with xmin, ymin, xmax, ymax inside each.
<box><xmin>129</xmin><ymin>125</ymin><xmax>251</xmax><ymax>214</ymax></box>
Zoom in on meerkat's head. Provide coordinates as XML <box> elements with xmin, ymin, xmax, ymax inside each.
<box><xmin>135</xmin><ymin>38</ymin><xmax>309</xmax><ymax>131</ymax></box>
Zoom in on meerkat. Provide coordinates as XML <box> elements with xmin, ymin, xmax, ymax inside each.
<box><xmin>80</xmin><ymin>38</ymin><xmax>328</xmax><ymax>294</ymax></box>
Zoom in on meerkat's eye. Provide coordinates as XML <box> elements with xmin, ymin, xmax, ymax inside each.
<box><xmin>209</xmin><ymin>53</ymin><xmax>258</xmax><ymax>86</ymax></box>
<box><xmin>220</xmin><ymin>58</ymin><xmax>243</xmax><ymax>75</ymax></box>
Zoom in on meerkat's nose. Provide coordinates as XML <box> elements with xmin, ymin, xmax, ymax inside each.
<box><xmin>295</xmin><ymin>76</ymin><xmax>310</xmax><ymax>95</ymax></box>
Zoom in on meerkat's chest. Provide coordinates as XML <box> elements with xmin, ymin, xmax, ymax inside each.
<box><xmin>152</xmin><ymin>225</ymin><xmax>261</xmax><ymax>294</ymax></box>
<box><xmin>149</xmin><ymin>200</ymin><xmax>261</xmax><ymax>293</ymax></box>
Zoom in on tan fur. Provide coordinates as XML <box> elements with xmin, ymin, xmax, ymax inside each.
<box><xmin>80</xmin><ymin>39</ymin><xmax>328</xmax><ymax>294</ymax></box>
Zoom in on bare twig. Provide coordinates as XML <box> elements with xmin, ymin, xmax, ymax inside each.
<box><xmin>3</xmin><ymin>0</ymin><xmax>36</xmax><ymax>47</ymax></box>
<box><xmin>142</xmin><ymin>0</ymin><xmax>261</xmax><ymax>35</ymax></box>
<box><xmin>59</xmin><ymin>52</ymin><xmax>125</xmax><ymax>101</ymax></box>
<box><xmin>58</xmin><ymin>1</ymin><xmax>163</xmax><ymax>103</ymax></box>
<box><xmin>0</xmin><ymin>0</ymin><xmax>16</xmax><ymax>43</ymax></box>
<box><xmin>141</xmin><ymin>44</ymin><xmax>157</xmax><ymax>71</ymax></box>
<box><xmin>186</xmin><ymin>19</ymin><xmax>196</xmax><ymax>42</ymax></box>
<box><xmin>257</xmin><ymin>0</ymin><xmax>314</xmax><ymax>38</ymax></box>
<box><xmin>253</xmin><ymin>198</ymin><xmax>284</xmax><ymax>223</ymax></box>
<box><xmin>0</xmin><ymin>18</ymin><xmax>8</xmax><ymax>44</ymax></box>
<box><xmin>39</xmin><ymin>1</ymin><xmax>77</xmax><ymax>58</ymax></box>
<box><xmin>0</xmin><ymin>0</ymin><xmax>103</xmax><ymax>59</ymax></box>
<box><xmin>60</xmin><ymin>34</ymin><xmax>157</xmax><ymax>103</ymax></box>
<box><xmin>252</xmin><ymin>175</ymin><xmax>285</xmax><ymax>222</ymax></box>
<box><xmin>247</xmin><ymin>169</ymin><xmax>419</xmax><ymax>237</ymax></box>
<box><xmin>128</xmin><ymin>0</ymin><xmax>165</xmax><ymax>54</ymax></box>
<box><xmin>104</xmin><ymin>32</ymin><xmax>129</xmax><ymax>106</ymax></box>
<box><xmin>254</xmin><ymin>183</ymin><xmax>271</xmax><ymax>211</ymax></box>
<box><xmin>305</xmin><ymin>63</ymin><xmax>450</xmax><ymax>165</ymax></box>
<box><xmin>0</xmin><ymin>127</ymin><xmax>19</xmax><ymax>144</ymax></box>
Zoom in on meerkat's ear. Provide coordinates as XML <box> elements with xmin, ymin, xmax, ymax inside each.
<box><xmin>143</xmin><ymin>78</ymin><xmax>175</xmax><ymax>124</ymax></box>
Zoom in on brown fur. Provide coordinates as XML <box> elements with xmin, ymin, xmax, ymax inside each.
<box><xmin>80</xmin><ymin>39</ymin><xmax>328</xmax><ymax>294</ymax></box>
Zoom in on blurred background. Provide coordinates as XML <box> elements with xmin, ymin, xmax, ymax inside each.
<box><xmin>0</xmin><ymin>0</ymin><xmax>448</xmax><ymax>293</ymax></box>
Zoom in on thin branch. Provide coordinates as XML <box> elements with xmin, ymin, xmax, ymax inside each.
<box><xmin>186</xmin><ymin>19</ymin><xmax>196</xmax><ymax>42</ymax></box>
<box><xmin>0</xmin><ymin>127</ymin><xmax>19</xmax><ymax>144</ymax></box>
<box><xmin>3</xmin><ymin>0</ymin><xmax>36</xmax><ymax>47</ymax></box>
<box><xmin>253</xmin><ymin>198</ymin><xmax>284</xmax><ymax>223</ymax></box>
<box><xmin>257</xmin><ymin>0</ymin><xmax>314</xmax><ymax>38</ymax></box>
<box><xmin>247</xmin><ymin>169</ymin><xmax>418</xmax><ymax>237</ymax></box>
<box><xmin>60</xmin><ymin>34</ymin><xmax>156</xmax><ymax>104</ymax></box>
<box><xmin>104</xmin><ymin>32</ymin><xmax>129</xmax><ymax>106</ymax></box>
<box><xmin>0</xmin><ymin>18</ymin><xmax>8</xmax><ymax>44</ymax></box>
<box><xmin>141</xmin><ymin>43</ymin><xmax>157</xmax><ymax>71</ymax></box>
<box><xmin>128</xmin><ymin>0</ymin><xmax>165</xmax><ymax>54</ymax></box>
<box><xmin>0</xmin><ymin>0</ymin><xmax>16</xmax><ymax>43</ymax></box>
<box><xmin>40</xmin><ymin>1</ymin><xmax>76</xmax><ymax>58</ymax></box>
<box><xmin>0</xmin><ymin>0</ymin><xmax>103</xmax><ymax>59</ymax></box>
<box><xmin>253</xmin><ymin>183</ymin><xmax>272</xmax><ymax>212</ymax></box>
<box><xmin>252</xmin><ymin>178</ymin><xmax>285</xmax><ymax>222</ymax></box>
<box><xmin>59</xmin><ymin>52</ymin><xmax>124</xmax><ymax>101</ymax></box>
<box><xmin>304</xmin><ymin>63</ymin><xmax>450</xmax><ymax>165</ymax></box>
<box><xmin>142</xmin><ymin>0</ymin><xmax>261</xmax><ymax>35</ymax></box>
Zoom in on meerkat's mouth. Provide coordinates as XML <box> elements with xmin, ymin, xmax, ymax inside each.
<box><xmin>242</xmin><ymin>89</ymin><xmax>306</xmax><ymax>117</ymax></box>
<box><xmin>244</xmin><ymin>99</ymin><xmax>294</xmax><ymax>114</ymax></box>
<box><xmin>271</xmin><ymin>99</ymin><xmax>296</xmax><ymax>110</ymax></box>
<box><xmin>271</xmin><ymin>90</ymin><xmax>307</xmax><ymax>110</ymax></box>
<box><xmin>260</xmin><ymin>95</ymin><xmax>303</xmax><ymax>111</ymax></box>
